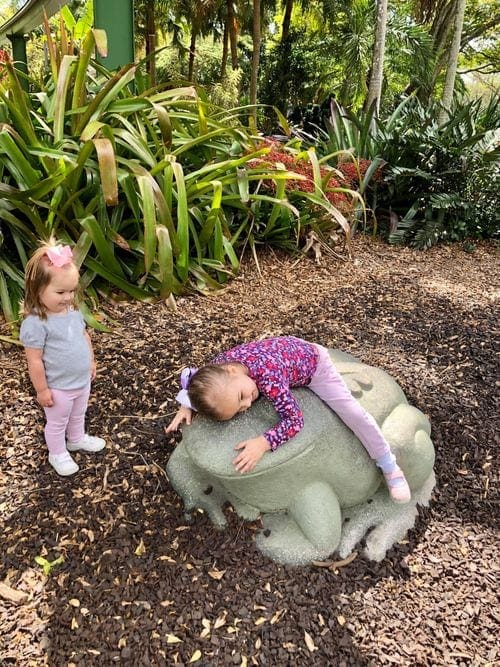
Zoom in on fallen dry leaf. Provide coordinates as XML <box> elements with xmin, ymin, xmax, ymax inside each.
<box><xmin>134</xmin><ymin>539</ymin><xmax>146</xmax><ymax>556</ymax></box>
<box><xmin>0</xmin><ymin>582</ymin><xmax>28</xmax><ymax>605</ymax></box>
<box><xmin>189</xmin><ymin>649</ymin><xmax>202</xmax><ymax>662</ymax></box>
<box><xmin>208</xmin><ymin>569</ymin><xmax>226</xmax><ymax>580</ymax></box>
<box><xmin>304</xmin><ymin>630</ymin><xmax>317</xmax><ymax>652</ymax></box>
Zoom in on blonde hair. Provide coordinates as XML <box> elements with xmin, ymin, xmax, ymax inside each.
<box><xmin>23</xmin><ymin>239</ymin><xmax>79</xmax><ymax>319</ymax></box>
<box><xmin>188</xmin><ymin>365</ymin><xmax>232</xmax><ymax>419</ymax></box>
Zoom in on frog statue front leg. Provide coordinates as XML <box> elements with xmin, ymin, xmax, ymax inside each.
<box><xmin>255</xmin><ymin>481</ymin><xmax>343</xmax><ymax>564</ymax></box>
<box><xmin>166</xmin><ymin>443</ymin><xmax>228</xmax><ymax>528</ymax></box>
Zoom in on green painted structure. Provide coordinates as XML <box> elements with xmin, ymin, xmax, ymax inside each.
<box><xmin>0</xmin><ymin>0</ymin><xmax>135</xmax><ymax>72</ymax></box>
<box><xmin>94</xmin><ymin>0</ymin><xmax>134</xmax><ymax>70</ymax></box>
<box><xmin>8</xmin><ymin>33</ymin><xmax>27</xmax><ymax>77</ymax></box>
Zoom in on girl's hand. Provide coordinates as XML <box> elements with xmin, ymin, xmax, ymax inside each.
<box><xmin>84</xmin><ymin>332</ymin><xmax>96</xmax><ymax>380</ymax></box>
<box><xmin>233</xmin><ymin>436</ymin><xmax>270</xmax><ymax>473</ymax></box>
<box><xmin>165</xmin><ymin>406</ymin><xmax>193</xmax><ymax>433</ymax></box>
<box><xmin>37</xmin><ymin>388</ymin><xmax>54</xmax><ymax>407</ymax></box>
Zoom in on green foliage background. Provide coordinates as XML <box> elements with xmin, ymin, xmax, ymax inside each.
<box><xmin>0</xmin><ymin>20</ymin><xmax>354</xmax><ymax>336</ymax></box>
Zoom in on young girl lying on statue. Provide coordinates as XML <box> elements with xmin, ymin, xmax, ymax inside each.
<box><xmin>165</xmin><ymin>336</ymin><xmax>411</xmax><ymax>503</ymax></box>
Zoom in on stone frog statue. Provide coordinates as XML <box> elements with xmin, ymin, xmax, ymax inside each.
<box><xmin>166</xmin><ymin>350</ymin><xmax>435</xmax><ymax>566</ymax></box>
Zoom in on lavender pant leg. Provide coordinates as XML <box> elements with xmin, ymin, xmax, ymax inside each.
<box><xmin>43</xmin><ymin>384</ymin><xmax>90</xmax><ymax>453</ymax></box>
<box><xmin>65</xmin><ymin>383</ymin><xmax>91</xmax><ymax>442</ymax></box>
<box><xmin>44</xmin><ymin>389</ymin><xmax>74</xmax><ymax>455</ymax></box>
<box><xmin>308</xmin><ymin>345</ymin><xmax>391</xmax><ymax>461</ymax></box>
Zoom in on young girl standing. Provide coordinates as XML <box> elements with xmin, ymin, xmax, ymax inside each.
<box><xmin>20</xmin><ymin>241</ymin><xmax>105</xmax><ymax>476</ymax></box>
<box><xmin>166</xmin><ymin>336</ymin><xmax>411</xmax><ymax>503</ymax></box>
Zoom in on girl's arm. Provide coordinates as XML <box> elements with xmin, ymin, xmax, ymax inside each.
<box><xmin>24</xmin><ymin>348</ymin><xmax>53</xmax><ymax>407</ymax></box>
<box><xmin>233</xmin><ymin>377</ymin><xmax>304</xmax><ymax>473</ymax></box>
<box><xmin>262</xmin><ymin>383</ymin><xmax>304</xmax><ymax>451</ymax></box>
<box><xmin>84</xmin><ymin>330</ymin><xmax>96</xmax><ymax>380</ymax></box>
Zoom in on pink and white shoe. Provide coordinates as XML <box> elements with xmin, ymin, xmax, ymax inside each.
<box><xmin>48</xmin><ymin>451</ymin><xmax>79</xmax><ymax>476</ymax></box>
<box><xmin>67</xmin><ymin>434</ymin><xmax>106</xmax><ymax>452</ymax></box>
<box><xmin>384</xmin><ymin>468</ymin><xmax>411</xmax><ymax>504</ymax></box>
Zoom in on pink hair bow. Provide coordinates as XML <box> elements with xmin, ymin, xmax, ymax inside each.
<box><xmin>175</xmin><ymin>367</ymin><xmax>198</xmax><ymax>409</ymax></box>
<box><xmin>46</xmin><ymin>245</ymin><xmax>73</xmax><ymax>268</ymax></box>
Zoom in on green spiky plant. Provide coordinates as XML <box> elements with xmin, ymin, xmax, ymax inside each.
<box><xmin>378</xmin><ymin>95</ymin><xmax>500</xmax><ymax>248</ymax></box>
<box><xmin>0</xmin><ymin>8</ymin><xmax>357</xmax><ymax>339</ymax></box>
<box><xmin>315</xmin><ymin>95</ymin><xmax>500</xmax><ymax>248</ymax></box>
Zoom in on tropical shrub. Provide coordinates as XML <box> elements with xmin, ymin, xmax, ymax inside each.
<box><xmin>250</xmin><ymin>139</ymin><xmax>351</xmax><ymax>210</ymax></box>
<box><xmin>0</xmin><ymin>22</ymin><xmax>355</xmax><ymax>336</ymax></box>
<box><xmin>241</xmin><ymin>138</ymin><xmax>357</xmax><ymax>255</ymax></box>
<box><xmin>318</xmin><ymin>100</ymin><xmax>380</xmax><ymax>159</ymax></box>
<box><xmin>315</xmin><ymin>96</ymin><xmax>500</xmax><ymax>248</ymax></box>
<box><xmin>377</xmin><ymin>95</ymin><xmax>500</xmax><ymax>247</ymax></box>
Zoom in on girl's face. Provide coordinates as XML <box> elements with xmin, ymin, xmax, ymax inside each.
<box><xmin>216</xmin><ymin>368</ymin><xmax>259</xmax><ymax>421</ymax></box>
<box><xmin>40</xmin><ymin>264</ymin><xmax>79</xmax><ymax>315</ymax></box>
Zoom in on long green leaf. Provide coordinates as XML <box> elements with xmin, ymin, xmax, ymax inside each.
<box><xmin>137</xmin><ymin>175</ymin><xmax>157</xmax><ymax>273</ymax></box>
<box><xmin>0</xmin><ymin>269</ymin><xmax>15</xmax><ymax>326</ymax></box>
<box><xmin>0</xmin><ymin>198</ymin><xmax>46</xmax><ymax>238</ymax></box>
<box><xmin>112</xmin><ymin>128</ymin><xmax>156</xmax><ymax>167</ymax></box>
<box><xmin>0</xmin><ymin>257</ymin><xmax>23</xmax><ymax>286</ymax></box>
<box><xmin>93</xmin><ymin>138</ymin><xmax>118</xmax><ymax>206</ymax></box>
<box><xmin>0</xmin><ymin>131</ymin><xmax>40</xmax><ymax>188</ymax></box>
<box><xmin>78</xmin><ymin>215</ymin><xmax>125</xmax><ymax>277</ymax></box>
<box><xmin>123</xmin><ymin>161</ymin><xmax>178</xmax><ymax>251</ymax></box>
<box><xmin>156</xmin><ymin>225</ymin><xmax>174</xmax><ymax>298</ymax></box>
<box><xmin>306</xmin><ymin>148</ymin><xmax>323</xmax><ymax>197</ymax></box>
<box><xmin>265</xmin><ymin>177</ymin><xmax>287</xmax><ymax>235</ymax></box>
<box><xmin>0</xmin><ymin>62</ymin><xmax>38</xmax><ymax>146</ymax></box>
<box><xmin>199</xmin><ymin>181</ymin><xmax>222</xmax><ymax>247</ymax></box>
<box><xmin>296</xmin><ymin>191</ymin><xmax>352</xmax><ymax>240</ymax></box>
<box><xmin>171</xmin><ymin>162</ymin><xmax>189</xmax><ymax>282</ymax></box>
<box><xmin>83</xmin><ymin>256</ymin><xmax>152</xmax><ymax>300</ymax></box>
<box><xmin>75</xmin><ymin>64</ymin><xmax>137</xmax><ymax>135</ymax></box>
<box><xmin>152</xmin><ymin>102</ymin><xmax>172</xmax><ymax>149</ymax></box>
<box><xmin>53</xmin><ymin>55</ymin><xmax>77</xmax><ymax>142</ymax></box>
<box><xmin>79</xmin><ymin>300</ymin><xmax>111</xmax><ymax>332</ymax></box>
<box><xmin>221</xmin><ymin>236</ymin><xmax>240</xmax><ymax>271</ymax></box>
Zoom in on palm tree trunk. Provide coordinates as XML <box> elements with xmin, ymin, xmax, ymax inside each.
<box><xmin>365</xmin><ymin>0</ymin><xmax>388</xmax><ymax>115</ymax></box>
<box><xmin>281</xmin><ymin>0</ymin><xmax>293</xmax><ymax>44</ymax></box>
<box><xmin>146</xmin><ymin>0</ymin><xmax>156</xmax><ymax>85</ymax></box>
<box><xmin>250</xmin><ymin>0</ymin><xmax>261</xmax><ymax>128</ymax></box>
<box><xmin>188</xmin><ymin>30</ymin><xmax>197</xmax><ymax>81</ymax></box>
<box><xmin>228</xmin><ymin>0</ymin><xmax>238</xmax><ymax>69</ymax></box>
<box><xmin>221</xmin><ymin>15</ymin><xmax>229</xmax><ymax>79</ymax></box>
<box><xmin>439</xmin><ymin>0</ymin><xmax>466</xmax><ymax>122</ymax></box>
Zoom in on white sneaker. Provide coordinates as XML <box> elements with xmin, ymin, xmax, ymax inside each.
<box><xmin>48</xmin><ymin>451</ymin><xmax>79</xmax><ymax>476</ymax></box>
<box><xmin>67</xmin><ymin>434</ymin><xmax>106</xmax><ymax>452</ymax></box>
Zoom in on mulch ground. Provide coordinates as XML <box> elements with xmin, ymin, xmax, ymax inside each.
<box><xmin>0</xmin><ymin>237</ymin><xmax>498</xmax><ymax>667</ymax></box>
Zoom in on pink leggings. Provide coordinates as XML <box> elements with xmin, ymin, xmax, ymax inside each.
<box><xmin>308</xmin><ymin>345</ymin><xmax>390</xmax><ymax>460</ymax></box>
<box><xmin>43</xmin><ymin>384</ymin><xmax>90</xmax><ymax>455</ymax></box>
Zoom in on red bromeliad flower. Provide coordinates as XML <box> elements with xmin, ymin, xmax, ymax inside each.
<box><xmin>0</xmin><ymin>48</ymin><xmax>11</xmax><ymax>84</ymax></box>
<box><xmin>0</xmin><ymin>48</ymin><xmax>11</xmax><ymax>64</ymax></box>
<box><xmin>336</xmin><ymin>159</ymin><xmax>383</xmax><ymax>188</ymax></box>
<box><xmin>248</xmin><ymin>139</ymin><xmax>360</xmax><ymax>211</ymax></box>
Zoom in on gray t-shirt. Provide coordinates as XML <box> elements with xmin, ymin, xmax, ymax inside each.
<box><xmin>20</xmin><ymin>309</ymin><xmax>91</xmax><ymax>390</ymax></box>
